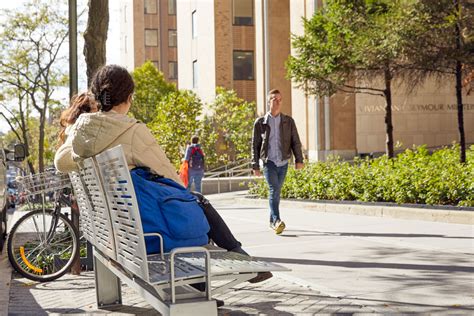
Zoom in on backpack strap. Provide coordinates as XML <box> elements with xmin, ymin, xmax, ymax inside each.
<box><xmin>190</xmin><ymin>146</ymin><xmax>204</xmax><ymax>157</ymax></box>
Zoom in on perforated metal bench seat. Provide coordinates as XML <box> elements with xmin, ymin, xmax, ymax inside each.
<box><xmin>146</xmin><ymin>251</ymin><xmax>287</xmax><ymax>285</ymax></box>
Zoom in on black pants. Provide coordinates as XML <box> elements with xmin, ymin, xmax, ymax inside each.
<box><xmin>191</xmin><ymin>192</ymin><xmax>247</xmax><ymax>255</ymax></box>
<box><xmin>190</xmin><ymin>192</ymin><xmax>248</xmax><ymax>292</ymax></box>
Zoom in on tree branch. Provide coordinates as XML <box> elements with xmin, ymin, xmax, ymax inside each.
<box><xmin>0</xmin><ymin>112</ymin><xmax>22</xmax><ymax>142</ymax></box>
<box><xmin>1</xmin><ymin>103</ymin><xmax>22</xmax><ymax>128</ymax></box>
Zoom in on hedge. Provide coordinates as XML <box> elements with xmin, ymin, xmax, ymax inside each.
<box><xmin>248</xmin><ymin>145</ymin><xmax>474</xmax><ymax>207</ymax></box>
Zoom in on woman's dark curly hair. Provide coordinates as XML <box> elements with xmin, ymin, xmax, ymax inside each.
<box><xmin>90</xmin><ymin>64</ymin><xmax>134</xmax><ymax>112</ymax></box>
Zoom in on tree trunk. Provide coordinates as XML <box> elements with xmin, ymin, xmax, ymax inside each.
<box><xmin>20</xmin><ymin>129</ymin><xmax>35</xmax><ymax>174</ymax></box>
<box><xmin>18</xmin><ymin>94</ymin><xmax>34</xmax><ymax>174</ymax></box>
<box><xmin>26</xmin><ymin>161</ymin><xmax>35</xmax><ymax>175</ymax></box>
<box><xmin>454</xmin><ymin>0</ymin><xmax>466</xmax><ymax>163</ymax></box>
<box><xmin>70</xmin><ymin>198</ymin><xmax>81</xmax><ymax>275</ymax></box>
<box><xmin>20</xmin><ymin>122</ymin><xmax>34</xmax><ymax>174</ymax></box>
<box><xmin>455</xmin><ymin>63</ymin><xmax>466</xmax><ymax>163</ymax></box>
<box><xmin>83</xmin><ymin>0</ymin><xmax>109</xmax><ymax>86</ymax></box>
<box><xmin>384</xmin><ymin>68</ymin><xmax>394</xmax><ymax>158</ymax></box>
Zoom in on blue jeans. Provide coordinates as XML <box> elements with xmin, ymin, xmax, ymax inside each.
<box><xmin>188</xmin><ymin>174</ymin><xmax>203</xmax><ymax>193</ymax></box>
<box><xmin>263</xmin><ymin>161</ymin><xmax>288</xmax><ymax>224</ymax></box>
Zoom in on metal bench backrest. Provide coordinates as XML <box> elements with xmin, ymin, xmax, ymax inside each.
<box><xmin>78</xmin><ymin>157</ymin><xmax>117</xmax><ymax>260</ymax></box>
<box><xmin>69</xmin><ymin>171</ymin><xmax>95</xmax><ymax>243</ymax></box>
<box><xmin>95</xmin><ymin>145</ymin><xmax>150</xmax><ymax>281</ymax></box>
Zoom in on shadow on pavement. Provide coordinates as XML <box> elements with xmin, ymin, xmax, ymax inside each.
<box><xmin>283</xmin><ymin>229</ymin><xmax>474</xmax><ymax>239</ymax></box>
<box><xmin>252</xmin><ymin>256</ymin><xmax>474</xmax><ymax>273</ymax></box>
<box><xmin>219</xmin><ymin>300</ymin><xmax>293</xmax><ymax>315</ymax></box>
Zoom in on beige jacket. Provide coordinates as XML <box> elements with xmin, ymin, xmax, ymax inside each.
<box><xmin>54</xmin><ymin>111</ymin><xmax>182</xmax><ymax>184</ymax></box>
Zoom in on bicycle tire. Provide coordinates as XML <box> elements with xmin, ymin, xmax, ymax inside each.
<box><xmin>7</xmin><ymin>209</ymin><xmax>79</xmax><ymax>282</ymax></box>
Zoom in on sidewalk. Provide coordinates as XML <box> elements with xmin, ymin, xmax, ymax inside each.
<box><xmin>1</xmin><ymin>191</ymin><xmax>473</xmax><ymax>315</ymax></box>
<box><xmin>0</xmin><ymin>249</ymin><xmax>12</xmax><ymax>316</ymax></box>
<box><xmin>6</xmin><ymin>271</ymin><xmax>380</xmax><ymax>315</ymax></box>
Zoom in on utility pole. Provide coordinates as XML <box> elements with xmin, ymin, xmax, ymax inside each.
<box><xmin>69</xmin><ymin>0</ymin><xmax>78</xmax><ymax>98</ymax></box>
<box><xmin>68</xmin><ymin>0</ymin><xmax>81</xmax><ymax>275</ymax></box>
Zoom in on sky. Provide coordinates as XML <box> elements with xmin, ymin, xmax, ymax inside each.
<box><xmin>0</xmin><ymin>0</ymin><xmax>121</xmax><ymax>133</ymax></box>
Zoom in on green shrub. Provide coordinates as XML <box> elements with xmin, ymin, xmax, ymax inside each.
<box><xmin>248</xmin><ymin>145</ymin><xmax>474</xmax><ymax>207</ymax></box>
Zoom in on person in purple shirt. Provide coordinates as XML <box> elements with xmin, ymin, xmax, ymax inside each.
<box><xmin>185</xmin><ymin>135</ymin><xmax>205</xmax><ymax>193</ymax></box>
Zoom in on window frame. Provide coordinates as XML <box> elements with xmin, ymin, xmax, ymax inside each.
<box><xmin>192</xmin><ymin>60</ymin><xmax>198</xmax><ymax>88</ymax></box>
<box><xmin>232</xmin><ymin>0</ymin><xmax>254</xmax><ymax>26</ymax></box>
<box><xmin>233</xmin><ymin>50</ymin><xmax>255</xmax><ymax>80</ymax></box>
<box><xmin>169</xmin><ymin>61</ymin><xmax>178</xmax><ymax>79</ymax></box>
<box><xmin>151</xmin><ymin>60</ymin><xmax>160</xmax><ymax>69</ymax></box>
<box><xmin>168</xmin><ymin>0</ymin><xmax>176</xmax><ymax>15</ymax></box>
<box><xmin>192</xmin><ymin>10</ymin><xmax>197</xmax><ymax>39</ymax></box>
<box><xmin>144</xmin><ymin>0</ymin><xmax>158</xmax><ymax>14</ymax></box>
<box><xmin>144</xmin><ymin>28</ymin><xmax>159</xmax><ymax>47</ymax></box>
<box><xmin>168</xmin><ymin>29</ymin><xmax>177</xmax><ymax>47</ymax></box>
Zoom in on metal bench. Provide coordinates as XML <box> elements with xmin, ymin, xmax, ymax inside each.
<box><xmin>70</xmin><ymin>145</ymin><xmax>289</xmax><ymax>316</ymax></box>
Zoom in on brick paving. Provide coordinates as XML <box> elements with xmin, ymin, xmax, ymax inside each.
<box><xmin>7</xmin><ymin>270</ymin><xmax>473</xmax><ymax>315</ymax></box>
<box><xmin>6</xmin><ymin>271</ymin><xmax>379</xmax><ymax>315</ymax></box>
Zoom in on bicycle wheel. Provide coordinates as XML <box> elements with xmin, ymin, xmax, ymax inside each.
<box><xmin>7</xmin><ymin>209</ymin><xmax>79</xmax><ymax>282</ymax></box>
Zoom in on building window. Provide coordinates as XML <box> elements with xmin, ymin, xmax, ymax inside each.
<box><xmin>168</xmin><ymin>29</ymin><xmax>177</xmax><ymax>47</ymax></box>
<box><xmin>144</xmin><ymin>0</ymin><xmax>157</xmax><ymax>14</ymax></box>
<box><xmin>233</xmin><ymin>51</ymin><xmax>254</xmax><ymax>80</ymax></box>
<box><xmin>169</xmin><ymin>62</ymin><xmax>178</xmax><ymax>79</ymax></box>
<box><xmin>124</xmin><ymin>35</ymin><xmax>128</xmax><ymax>53</ymax></box>
<box><xmin>233</xmin><ymin>0</ymin><xmax>253</xmax><ymax>26</ymax></box>
<box><xmin>192</xmin><ymin>10</ymin><xmax>197</xmax><ymax>38</ymax></box>
<box><xmin>151</xmin><ymin>60</ymin><xmax>160</xmax><ymax>69</ymax></box>
<box><xmin>168</xmin><ymin>0</ymin><xmax>176</xmax><ymax>15</ymax></box>
<box><xmin>193</xmin><ymin>60</ymin><xmax>198</xmax><ymax>88</ymax></box>
<box><xmin>145</xmin><ymin>29</ymin><xmax>158</xmax><ymax>46</ymax></box>
<box><xmin>123</xmin><ymin>5</ymin><xmax>127</xmax><ymax>22</ymax></box>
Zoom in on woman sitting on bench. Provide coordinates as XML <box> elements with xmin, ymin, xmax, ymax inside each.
<box><xmin>54</xmin><ymin>64</ymin><xmax>272</xmax><ymax>285</ymax></box>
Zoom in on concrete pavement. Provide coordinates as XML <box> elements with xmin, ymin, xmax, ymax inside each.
<box><xmin>1</xmin><ymin>191</ymin><xmax>473</xmax><ymax>315</ymax></box>
<box><xmin>212</xmin><ymin>192</ymin><xmax>474</xmax><ymax>314</ymax></box>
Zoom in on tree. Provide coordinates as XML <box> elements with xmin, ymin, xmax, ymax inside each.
<box><xmin>130</xmin><ymin>61</ymin><xmax>177</xmax><ymax>123</ymax></box>
<box><xmin>0</xmin><ymin>1</ymin><xmax>69</xmax><ymax>172</ymax></box>
<box><xmin>199</xmin><ymin>88</ymin><xmax>256</xmax><ymax>168</ymax></box>
<box><xmin>406</xmin><ymin>0</ymin><xmax>474</xmax><ymax>163</ymax></box>
<box><xmin>0</xmin><ymin>88</ymin><xmax>36</xmax><ymax>173</ymax></box>
<box><xmin>148</xmin><ymin>90</ymin><xmax>202</xmax><ymax>168</ymax></box>
<box><xmin>84</xmin><ymin>0</ymin><xmax>109</xmax><ymax>85</ymax></box>
<box><xmin>287</xmin><ymin>0</ymin><xmax>423</xmax><ymax>158</ymax></box>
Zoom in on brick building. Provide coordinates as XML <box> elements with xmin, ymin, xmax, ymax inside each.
<box><xmin>120</xmin><ymin>0</ymin><xmax>178</xmax><ymax>85</ymax></box>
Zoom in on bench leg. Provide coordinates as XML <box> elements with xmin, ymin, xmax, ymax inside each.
<box><xmin>94</xmin><ymin>256</ymin><xmax>122</xmax><ymax>307</ymax></box>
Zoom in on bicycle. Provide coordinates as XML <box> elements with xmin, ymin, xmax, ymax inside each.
<box><xmin>6</xmin><ymin>170</ymin><xmax>80</xmax><ymax>282</ymax></box>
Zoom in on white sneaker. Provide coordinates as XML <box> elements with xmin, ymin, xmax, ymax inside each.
<box><xmin>271</xmin><ymin>220</ymin><xmax>286</xmax><ymax>235</ymax></box>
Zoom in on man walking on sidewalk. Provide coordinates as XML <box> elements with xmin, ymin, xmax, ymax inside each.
<box><xmin>251</xmin><ymin>89</ymin><xmax>304</xmax><ymax>234</ymax></box>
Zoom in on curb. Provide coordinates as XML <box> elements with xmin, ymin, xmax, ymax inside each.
<box><xmin>0</xmin><ymin>248</ymin><xmax>12</xmax><ymax>316</ymax></box>
<box><xmin>236</xmin><ymin>197</ymin><xmax>474</xmax><ymax>225</ymax></box>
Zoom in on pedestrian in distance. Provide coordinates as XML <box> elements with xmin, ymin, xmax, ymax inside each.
<box><xmin>184</xmin><ymin>135</ymin><xmax>205</xmax><ymax>193</ymax></box>
<box><xmin>251</xmin><ymin>89</ymin><xmax>304</xmax><ymax>235</ymax></box>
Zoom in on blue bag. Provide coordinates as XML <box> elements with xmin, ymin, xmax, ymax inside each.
<box><xmin>130</xmin><ymin>167</ymin><xmax>210</xmax><ymax>254</ymax></box>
